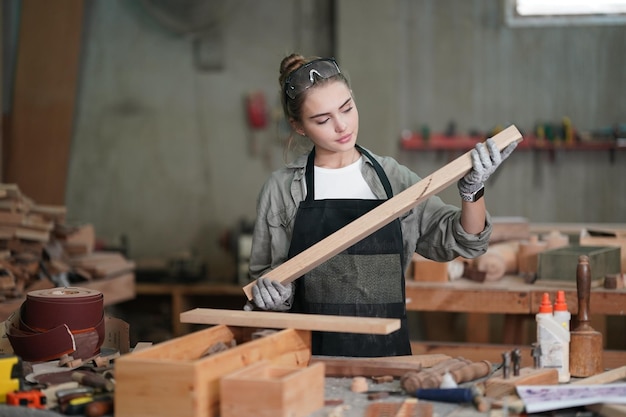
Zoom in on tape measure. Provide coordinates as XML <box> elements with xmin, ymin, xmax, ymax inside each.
<box><xmin>0</xmin><ymin>354</ymin><xmax>23</xmax><ymax>403</ymax></box>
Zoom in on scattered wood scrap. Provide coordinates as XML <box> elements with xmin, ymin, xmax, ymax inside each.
<box><xmin>0</xmin><ymin>183</ymin><xmax>135</xmax><ymax>301</ymax></box>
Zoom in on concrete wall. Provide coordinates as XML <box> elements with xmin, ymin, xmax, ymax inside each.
<box><xmin>65</xmin><ymin>0</ymin><xmax>626</xmax><ymax>279</ymax></box>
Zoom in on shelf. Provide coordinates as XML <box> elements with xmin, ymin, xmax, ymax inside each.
<box><xmin>400</xmin><ymin>133</ymin><xmax>622</xmax><ymax>152</ymax></box>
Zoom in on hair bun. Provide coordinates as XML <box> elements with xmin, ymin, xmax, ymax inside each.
<box><xmin>279</xmin><ymin>53</ymin><xmax>306</xmax><ymax>87</ymax></box>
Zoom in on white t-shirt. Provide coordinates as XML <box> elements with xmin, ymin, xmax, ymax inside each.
<box><xmin>312</xmin><ymin>157</ymin><xmax>377</xmax><ymax>200</ymax></box>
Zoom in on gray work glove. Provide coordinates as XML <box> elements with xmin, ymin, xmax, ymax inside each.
<box><xmin>251</xmin><ymin>277</ymin><xmax>294</xmax><ymax>311</ymax></box>
<box><xmin>457</xmin><ymin>138</ymin><xmax>517</xmax><ymax>200</ymax></box>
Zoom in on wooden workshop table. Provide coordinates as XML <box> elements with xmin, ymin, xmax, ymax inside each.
<box><xmin>134</xmin><ymin>275</ymin><xmax>626</xmax><ymax>343</ymax></box>
<box><xmin>405</xmin><ymin>275</ymin><xmax>626</xmax><ymax>345</ymax></box>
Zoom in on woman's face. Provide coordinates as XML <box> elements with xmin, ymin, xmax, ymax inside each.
<box><xmin>295</xmin><ymin>81</ymin><xmax>359</xmax><ymax>155</ymax></box>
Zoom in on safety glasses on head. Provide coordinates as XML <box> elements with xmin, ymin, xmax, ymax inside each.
<box><xmin>283</xmin><ymin>58</ymin><xmax>341</xmax><ymax>100</ymax></box>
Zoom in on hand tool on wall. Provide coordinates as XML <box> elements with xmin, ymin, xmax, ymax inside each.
<box><xmin>242</xmin><ymin>125</ymin><xmax>523</xmax><ymax>300</ymax></box>
<box><xmin>569</xmin><ymin>255</ymin><xmax>604</xmax><ymax>377</ymax></box>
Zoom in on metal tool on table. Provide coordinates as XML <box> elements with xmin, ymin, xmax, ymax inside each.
<box><xmin>365</xmin><ymin>386</ymin><xmax>488</xmax><ymax>412</ymax></box>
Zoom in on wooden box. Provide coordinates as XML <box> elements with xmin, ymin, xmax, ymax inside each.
<box><xmin>220</xmin><ymin>361</ymin><xmax>325</xmax><ymax>417</ymax></box>
<box><xmin>114</xmin><ymin>325</ymin><xmax>311</xmax><ymax>417</ymax></box>
<box><xmin>537</xmin><ymin>245</ymin><xmax>621</xmax><ymax>282</ymax></box>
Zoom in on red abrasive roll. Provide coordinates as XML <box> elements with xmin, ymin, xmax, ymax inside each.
<box><xmin>6</xmin><ymin>287</ymin><xmax>105</xmax><ymax>362</ymax></box>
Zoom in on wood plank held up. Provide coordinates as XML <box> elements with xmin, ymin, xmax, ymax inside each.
<box><xmin>242</xmin><ymin>125</ymin><xmax>523</xmax><ymax>300</ymax></box>
<box><xmin>180</xmin><ymin>308</ymin><xmax>400</xmax><ymax>335</ymax></box>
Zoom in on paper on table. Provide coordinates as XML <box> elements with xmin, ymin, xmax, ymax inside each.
<box><xmin>516</xmin><ymin>383</ymin><xmax>626</xmax><ymax>413</ymax></box>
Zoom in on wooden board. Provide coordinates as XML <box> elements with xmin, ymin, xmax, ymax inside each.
<box><xmin>485</xmin><ymin>367</ymin><xmax>558</xmax><ymax>398</ymax></box>
<box><xmin>242</xmin><ymin>125</ymin><xmax>523</xmax><ymax>299</ymax></box>
<box><xmin>309</xmin><ymin>354</ymin><xmax>451</xmax><ymax>377</ymax></box>
<box><xmin>180</xmin><ymin>308</ymin><xmax>400</xmax><ymax>335</ymax></box>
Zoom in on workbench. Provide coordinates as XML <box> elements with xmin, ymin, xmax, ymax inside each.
<box><xmin>130</xmin><ymin>274</ymin><xmax>626</xmax><ymax>346</ymax></box>
<box><xmin>405</xmin><ymin>275</ymin><xmax>625</xmax><ymax>345</ymax></box>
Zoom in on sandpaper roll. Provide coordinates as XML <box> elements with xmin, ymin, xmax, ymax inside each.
<box><xmin>6</xmin><ymin>287</ymin><xmax>105</xmax><ymax>362</ymax></box>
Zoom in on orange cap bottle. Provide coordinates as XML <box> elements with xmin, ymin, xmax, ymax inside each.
<box><xmin>554</xmin><ymin>290</ymin><xmax>568</xmax><ymax>311</ymax></box>
<box><xmin>539</xmin><ymin>292</ymin><xmax>553</xmax><ymax>313</ymax></box>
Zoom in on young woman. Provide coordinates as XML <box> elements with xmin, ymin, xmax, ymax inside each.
<box><xmin>247</xmin><ymin>53</ymin><xmax>517</xmax><ymax>357</ymax></box>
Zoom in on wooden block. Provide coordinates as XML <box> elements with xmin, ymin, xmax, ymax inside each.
<box><xmin>485</xmin><ymin>367</ymin><xmax>558</xmax><ymax>398</ymax></box>
<box><xmin>365</xmin><ymin>399</ymin><xmax>431</xmax><ymax>417</ymax></box>
<box><xmin>537</xmin><ymin>245</ymin><xmax>621</xmax><ymax>282</ymax></box>
<box><xmin>180</xmin><ymin>308</ymin><xmax>400</xmax><ymax>335</ymax></box>
<box><xmin>220</xmin><ymin>361</ymin><xmax>325</xmax><ymax>417</ymax></box>
<box><xmin>412</xmin><ymin>254</ymin><xmax>448</xmax><ymax>282</ymax></box>
<box><xmin>114</xmin><ymin>325</ymin><xmax>312</xmax><ymax>417</ymax></box>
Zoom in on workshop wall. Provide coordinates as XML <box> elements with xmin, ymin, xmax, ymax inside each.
<box><xmin>63</xmin><ymin>0</ymin><xmax>625</xmax><ymax>278</ymax></box>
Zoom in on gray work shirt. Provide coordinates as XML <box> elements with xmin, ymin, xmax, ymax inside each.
<box><xmin>248</xmin><ymin>146</ymin><xmax>492</xmax><ymax>281</ymax></box>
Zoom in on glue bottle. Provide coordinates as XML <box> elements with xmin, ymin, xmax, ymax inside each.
<box><xmin>535</xmin><ymin>292</ymin><xmax>571</xmax><ymax>383</ymax></box>
<box><xmin>552</xmin><ymin>290</ymin><xmax>571</xmax><ymax>382</ymax></box>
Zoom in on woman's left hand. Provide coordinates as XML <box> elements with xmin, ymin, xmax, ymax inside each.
<box><xmin>457</xmin><ymin>138</ymin><xmax>517</xmax><ymax>200</ymax></box>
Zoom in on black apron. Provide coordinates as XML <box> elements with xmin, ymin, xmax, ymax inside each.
<box><xmin>288</xmin><ymin>145</ymin><xmax>411</xmax><ymax>357</ymax></box>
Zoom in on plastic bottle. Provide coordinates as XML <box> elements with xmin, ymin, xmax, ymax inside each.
<box><xmin>535</xmin><ymin>292</ymin><xmax>571</xmax><ymax>383</ymax></box>
<box><xmin>552</xmin><ymin>290</ymin><xmax>571</xmax><ymax>382</ymax></box>
<box><xmin>553</xmin><ymin>290</ymin><xmax>571</xmax><ymax>332</ymax></box>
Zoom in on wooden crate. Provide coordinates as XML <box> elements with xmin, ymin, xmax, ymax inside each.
<box><xmin>537</xmin><ymin>245</ymin><xmax>621</xmax><ymax>282</ymax></box>
<box><xmin>220</xmin><ymin>361</ymin><xmax>325</xmax><ymax>417</ymax></box>
<box><xmin>114</xmin><ymin>325</ymin><xmax>311</xmax><ymax>417</ymax></box>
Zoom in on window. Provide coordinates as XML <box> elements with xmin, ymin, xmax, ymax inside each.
<box><xmin>505</xmin><ymin>0</ymin><xmax>626</xmax><ymax>27</ymax></box>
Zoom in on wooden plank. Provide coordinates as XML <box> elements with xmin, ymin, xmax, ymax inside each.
<box><xmin>242</xmin><ymin>125</ymin><xmax>523</xmax><ymax>299</ymax></box>
<box><xmin>180</xmin><ymin>308</ymin><xmax>401</xmax><ymax>335</ymax></box>
<box><xmin>485</xmin><ymin>367</ymin><xmax>559</xmax><ymax>398</ymax></box>
<box><xmin>571</xmin><ymin>366</ymin><xmax>626</xmax><ymax>385</ymax></box>
<box><xmin>6</xmin><ymin>0</ymin><xmax>83</xmax><ymax>204</ymax></box>
<box><xmin>309</xmin><ymin>354</ymin><xmax>451</xmax><ymax>377</ymax></box>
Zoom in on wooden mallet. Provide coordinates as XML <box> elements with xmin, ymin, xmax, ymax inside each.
<box><xmin>569</xmin><ymin>255</ymin><xmax>604</xmax><ymax>377</ymax></box>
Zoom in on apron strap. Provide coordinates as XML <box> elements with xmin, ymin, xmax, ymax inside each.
<box><xmin>356</xmin><ymin>144</ymin><xmax>394</xmax><ymax>200</ymax></box>
<box><xmin>304</xmin><ymin>145</ymin><xmax>394</xmax><ymax>201</ymax></box>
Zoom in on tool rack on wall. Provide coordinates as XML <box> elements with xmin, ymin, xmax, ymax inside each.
<box><xmin>399</xmin><ymin>133</ymin><xmax>624</xmax><ymax>163</ymax></box>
